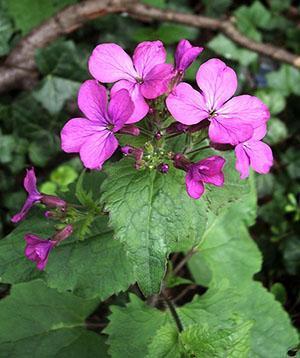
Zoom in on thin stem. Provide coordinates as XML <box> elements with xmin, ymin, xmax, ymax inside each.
<box><xmin>135</xmin><ymin>126</ymin><xmax>152</xmax><ymax>136</ymax></box>
<box><xmin>165</xmin><ymin>132</ymin><xmax>184</xmax><ymax>140</ymax></box>
<box><xmin>162</xmin><ymin>291</ymin><xmax>183</xmax><ymax>332</ymax></box>
<box><xmin>186</xmin><ymin>145</ymin><xmax>210</xmax><ymax>155</ymax></box>
<box><xmin>173</xmin><ymin>247</ymin><xmax>198</xmax><ymax>276</ymax></box>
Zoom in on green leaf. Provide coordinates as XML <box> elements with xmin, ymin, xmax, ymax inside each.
<box><xmin>208</xmin><ymin>34</ymin><xmax>257</xmax><ymax>66</ymax></box>
<box><xmin>101</xmin><ymin>161</ymin><xmax>208</xmax><ymax>295</ymax></box>
<box><xmin>266</xmin><ymin>117</ymin><xmax>288</xmax><ymax>145</ymax></box>
<box><xmin>0</xmin><ymin>280</ymin><xmax>108</xmax><ymax>357</ymax></box>
<box><xmin>179</xmin><ymin>322</ymin><xmax>252</xmax><ymax>357</ymax></box>
<box><xmin>270</xmin><ymin>282</ymin><xmax>287</xmax><ymax>305</ymax></box>
<box><xmin>104</xmin><ymin>294</ymin><xmax>171</xmax><ymax>358</ymax></box>
<box><xmin>0</xmin><ymin>214</ymin><xmax>135</xmax><ymax>299</ymax></box>
<box><xmin>7</xmin><ymin>0</ymin><xmax>78</xmax><ymax>34</ymax></box>
<box><xmin>0</xmin><ymin>1</ymin><xmax>13</xmax><ymax>56</ymax></box>
<box><xmin>266</xmin><ymin>65</ymin><xmax>300</xmax><ymax>97</ymax></box>
<box><xmin>255</xmin><ymin>89</ymin><xmax>286</xmax><ymax>115</ymax></box>
<box><xmin>33</xmin><ymin>75</ymin><xmax>80</xmax><ymax>115</ymax></box>
<box><xmin>146</xmin><ymin>324</ymin><xmax>181</xmax><ymax>358</ymax></box>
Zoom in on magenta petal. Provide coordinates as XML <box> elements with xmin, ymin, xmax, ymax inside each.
<box><xmin>133</xmin><ymin>40</ymin><xmax>166</xmax><ymax>77</ymax></box>
<box><xmin>88</xmin><ymin>43</ymin><xmax>137</xmax><ymax>83</ymax></box>
<box><xmin>140</xmin><ymin>63</ymin><xmax>174</xmax><ymax>99</ymax></box>
<box><xmin>11</xmin><ymin>198</ymin><xmax>36</xmax><ymax>223</ymax></box>
<box><xmin>23</xmin><ymin>168</ymin><xmax>40</xmax><ymax>197</ymax></box>
<box><xmin>166</xmin><ymin>83</ymin><xmax>208</xmax><ymax>125</ymax></box>
<box><xmin>252</xmin><ymin>124</ymin><xmax>267</xmax><ymax>141</ymax></box>
<box><xmin>217</xmin><ymin>95</ymin><xmax>270</xmax><ymax>127</ymax></box>
<box><xmin>108</xmin><ymin>89</ymin><xmax>134</xmax><ymax>132</ymax></box>
<box><xmin>79</xmin><ymin>131</ymin><xmax>118</xmax><ymax>170</ymax></box>
<box><xmin>61</xmin><ymin>118</ymin><xmax>104</xmax><ymax>153</ymax></box>
<box><xmin>191</xmin><ymin>156</ymin><xmax>225</xmax><ymax>186</ymax></box>
<box><xmin>235</xmin><ymin>144</ymin><xmax>250</xmax><ymax>179</ymax></box>
<box><xmin>175</xmin><ymin>40</ymin><xmax>203</xmax><ymax>71</ymax></box>
<box><xmin>185</xmin><ymin>172</ymin><xmax>205</xmax><ymax>199</ymax></box>
<box><xmin>78</xmin><ymin>80</ymin><xmax>108</xmax><ymax>122</ymax></box>
<box><xmin>244</xmin><ymin>141</ymin><xmax>273</xmax><ymax>175</ymax></box>
<box><xmin>209</xmin><ymin>117</ymin><xmax>253</xmax><ymax>145</ymax></box>
<box><xmin>24</xmin><ymin>234</ymin><xmax>54</xmax><ymax>271</ymax></box>
<box><xmin>196</xmin><ymin>58</ymin><xmax>237</xmax><ymax>111</ymax></box>
<box><xmin>111</xmin><ymin>80</ymin><xmax>149</xmax><ymax>123</ymax></box>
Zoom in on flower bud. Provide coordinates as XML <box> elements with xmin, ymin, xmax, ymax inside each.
<box><xmin>52</xmin><ymin>225</ymin><xmax>73</xmax><ymax>243</ymax></box>
<box><xmin>41</xmin><ymin>195</ymin><xmax>67</xmax><ymax>209</ymax></box>
<box><xmin>173</xmin><ymin>153</ymin><xmax>191</xmax><ymax>172</ymax></box>
<box><xmin>158</xmin><ymin>163</ymin><xmax>169</xmax><ymax>174</ymax></box>
<box><xmin>118</xmin><ymin>124</ymin><xmax>140</xmax><ymax>136</ymax></box>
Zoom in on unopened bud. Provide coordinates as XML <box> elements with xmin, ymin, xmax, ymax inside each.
<box><xmin>158</xmin><ymin>163</ymin><xmax>169</xmax><ymax>174</ymax></box>
<box><xmin>118</xmin><ymin>124</ymin><xmax>140</xmax><ymax>136</ymax></box>
<box><xmin>41</xmin><ymin>195</ymin><xmax>67</xmax><ymax>209</ymax></box>
<box><xmin>173</xmin><ymin>153</ymin><xmax>191</xmax><ymax>172</ymax></box>
<box><xmin>52</xmin><ymin>225</ymin><xmax>73</xmax><ymax>243</ymax></box>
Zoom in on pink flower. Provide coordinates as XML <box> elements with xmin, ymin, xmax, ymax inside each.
<box><xmin>175</xmin><ymin>39</ymin><xmax>203</xmax><ymax>73</ymax></box>
<box><xmin>235</xmin><ymin>125</ymin><xmax>273</xmax><ymax>179</ymax></box>
<box><xmin>11</xmin><ymin>168</ymin><xmax>42</xmax><ymax>223</ymax></box>
<box><xmin>11</xmin><ymin>168</ymin><xmax>67</xmax><ymax>223</ymax></box>
<box><xmin>61</xmin><ymin>80</ymin><xmax>134</xmax><ymax>170</ymax></box>
<box><xmin>185</xmin><ymin>156</ymin><xmax>226</xmax><ymax>199</ymax></box>
<box><xmin>174</xmin><ymin>154</ymin><xmax>226</xmax><ymax>199</ymax></box>
<box><xmin>24</xmin><ymin>225</ymin><xmax>73</xmax><ymax>270</ymax></box>
<box><xmin>166</xmin><ymin>59</ymin><xmax>270</xmax><ymax>145</ymax></box>
<box><xmin>24</xmin><ymin>234</ymin><xmax>56</xmax><ymax>270</ymax></box>
<box><xmin>88</xmin><ymin>41</ymin><xmax>173</xmax><ymax>122</ymax></box>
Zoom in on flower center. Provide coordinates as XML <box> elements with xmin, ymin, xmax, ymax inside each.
<box><xmin>106</xmin><ymin>124</ymin><xmax>114</xmax><ymax>131</ymax></box>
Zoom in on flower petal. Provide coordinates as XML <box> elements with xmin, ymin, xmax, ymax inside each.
<box><xmin>11</xmin><ymin>198</ymin><xmax>36</xmax><ymax>223</ymax></box>
<box><xmin>140</xmin><ymin>63</ymin><xmax>174</xmax><ymax>99</ymax></box>
<box><xmin>185</xmin><ymin>171</ymin><xmax>205</xmax><ymax>199</ymax></box>
<box><xmin>217</xmin><ymin>95</ymin><xmax>270</xmax><ymax>128</ymax></box>
<box><xmin>61</xmin><ymin>118</ymin><xmax>103</xmax><ymax>153</ymax></box>
<box><xmin>196</xmin><ymin>58</ymin><xmax>237</xmax><ymax>111</ymax></box>
<box><xmin>108</xmin><ymin>89</ymin><xmax>134</xmax><ymax>132</ymax></box>
<box><xmin>111</xmin><ymin>80</ymin><xmax>149</xmax><ymax>123</ymax></box>
<box><xmin>175</xmin><ymin>39</ymin><xmax>203</xmax><ymax>71</ymax></box>
<box><xmin>209</xmin><ymin>117</ymin><xmax>253</xmax><ymax>145</ymax></box>
<box><xmin>166</xmin><ymin>82</ymin><xmax>208</xmax><ymax>125</ymax></box>
<box><xmin>79</xmin><ymin>131</ymin><xmax>118</xmax><ymax>170</ymax></box>
<box><xmin>24</xmin><ymin>168</ymin><xmax>40</xmax><ymax>197</ymax></box>
<box><xmin>194</xmin><ymin>156</ymin><xmax>225</xmax><ymax>186</ymax></box>
<box><xmin>88</xmin><ymin>43</ymin><xmax>137</xmax><ymax>83</ymax></box>
<box><xmin>78</xmin><ymin>80</ymin><xmax>108</xmax><ymax>122</ymax></box>
<box><xmin>133</xmin><ymin>40</ymin><xmax>166</xmax><ymax>77</ymax></box>
<box><xmin>235</xmin><ymin>144</ymin><xmax>250</xmax><ymax>179</ymax></box>
<box><xmin>244</xmin><ymin>141</ymin><xmax>273</xmax><ymax>175</ymax></box>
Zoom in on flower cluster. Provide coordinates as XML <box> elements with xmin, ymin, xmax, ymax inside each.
<box><xmin>61</xmin><ymin>39</ymin><xmax>273</xmax><ymax>199</ymax></box>
<box><xmin>11</xmin><ymin>168</ymin><xmax>73</xmax><ymax>270</ymax></box>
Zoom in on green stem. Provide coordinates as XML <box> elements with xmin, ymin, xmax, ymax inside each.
<box><xmin>186</xmin><ymin>145</ymin><xmax>210</xmax><ymax>155</ymax></box>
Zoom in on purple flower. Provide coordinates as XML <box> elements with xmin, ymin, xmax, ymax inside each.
<box><xmin>24</xmin><ymin>235</ymin><xmax>56</xmax><ymax>270</ymax></box>
<box><xmin>185</xmin><ymin>156</ymin><xmax>226</xmax><ymax>199</ymax></box>
<box><xmin>24</xmin><ymin>225</ymin><xmax>73</xmax><ymax>270</ymax></box>
<box><xmin>61</xmin><ymin>80</ymin><xmax>134</xmax><ymax>170</ymax></box>
<box><xmin>235</xmin><ymin>125</ymin><xmax>273</xmax><ymax>179</ymax></box>
<box><xmin>11</xmin><ymin>168</ymin><xmax>42</xmax><ymax>223</ymax></box>
<box><xmin>166</xmin><ymin>59</ymin><xmax>270</xmax><ymax>145</ymax></box>
<box><xmin>88</xmin><ymin>41</ymin><xmax>173</xmax><ymax>122</ymax></box>
<box><xmin>175</xmin><ymin>39</ymin><xmax>203</xmax><ymax>73</ymax></box>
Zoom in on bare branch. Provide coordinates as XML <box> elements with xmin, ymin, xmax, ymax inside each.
<box><xmin>0</xmin><ymin>0</ymin><xmax>299</xmax><ymax>94</ymax></box>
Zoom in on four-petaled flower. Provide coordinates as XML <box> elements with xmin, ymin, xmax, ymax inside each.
<box><xmin>185</xmin><ymin>156</ymin><xmax>226</xmax><ymax>199</ymax></box>
<box><xmin>166</xmin><ymin>58</ymin><xmax>270</xmax><ymax>146</ymax></box>
<box><xmin>235</xmin><ymin>125</ymin><xmax>273</xmax><ymax>179</ymax></box>
<box><xmin>88</xmin><ymin>41</ymin><xmax>173</xmax><ymax>122</ymax></box>
<box><xmin>61</xmin><ymin>80</ymin><xmax>134</xmax><ymax>170</ymax></box>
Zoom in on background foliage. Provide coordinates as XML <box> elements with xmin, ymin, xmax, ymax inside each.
<box><xmin>0</xmin><ymin>0</ymin><xmax>299</xmax><ymax>356</ymax></box>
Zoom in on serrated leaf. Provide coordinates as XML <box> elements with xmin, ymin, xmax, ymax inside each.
<box><xmin>101</xmin><ymin>161</ymin><xmax>208</xmax><ymax>295</ymax></box>
<box><xmin>146</xmin><ymin>324</ymin><xmax>181</xmax><ymax>358</ymax></box>
<box><xmin>0</xmin><ymin>214</ymin><xmax>135</xmax><ymax>299</ymax></box>
<box><xmin>180</xmin><ymin>322</ymin><xmax>252</xmax><ymax>357</ymax></box>
<box><xmin>104</xmin><ymin>294</ymin><xmax>171</xmax><ymax>358</ymax></box>
<box><xmin>0</xmin><ymin>280</ymin><xmax>108</xmax><ymax>358</ymax></box>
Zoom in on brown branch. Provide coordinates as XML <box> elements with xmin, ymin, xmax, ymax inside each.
<box><xmin>0</xmin><ymin>0</ymin><xmax>299</xmax><ymax>94</ymax></box>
